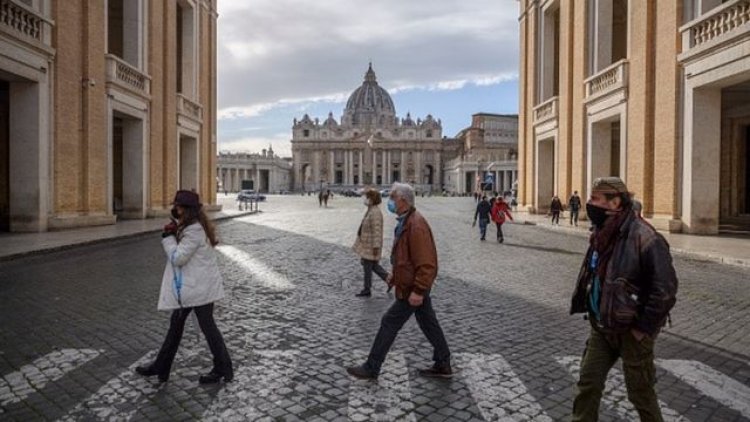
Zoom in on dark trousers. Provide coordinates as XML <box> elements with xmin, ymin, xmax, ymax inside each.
<box><xmin>364</xmin><ymin>293</ymin><xmax>451</xmax><ymax>375</ymax></box>
<box><xmin>478</xmin><ymin>218</ymin><xmax>489</xmax><ymax>239</ymax></box>
<box><xmin>361</xmin><ymin>258</ymin><xmax>388</xmax><ymax>292</ymax></box>
<box><xmin>151</xmin><ymin>303</ymin><xmax>232</xmax><ymax>377</ymax></box>
<box><xmin>495</xmin><ymin>222</ymin><xmax>504</xmax><ymax>240</ymax></box>
<box><xmin>552</xmin><ymin>211</ymin><xmax>560</xmax><ymax>225</ymax></box>
<box><xmin>570</xmin><ymin>209</ymin><xmax>579</xmax><ymax>225</ymax></box>
<box><xmin>572</xmin><ymin>327</ymin><xmax>663</xmax><ymax>422</ymax></box>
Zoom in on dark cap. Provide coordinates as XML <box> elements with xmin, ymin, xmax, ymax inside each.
<box><xmin>592</xmin><ymin>177</ymin><xmax>629</xmax><ymax>195</ymax></box>
<box><xmin>172</xmin><ymin>190</ymin><xmax>201</xmax><ymax>208</ymax></box>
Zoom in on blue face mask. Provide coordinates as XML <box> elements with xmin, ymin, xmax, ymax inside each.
<box><xmin>387</xmin><ymin>199</ymin><xmax>397</xmax><ymax>214</ymax></box>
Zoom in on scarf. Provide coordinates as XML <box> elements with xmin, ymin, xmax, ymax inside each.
<box><xmin>590</xmin><ymin>204</ymin><xmax>632</xmax><ymax>279</ymax></box>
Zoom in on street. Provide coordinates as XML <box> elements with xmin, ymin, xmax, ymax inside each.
<box><xmin>1</xmin><ymin>196</ymin><xmax>749</xmax><ymax>421</ymax></box>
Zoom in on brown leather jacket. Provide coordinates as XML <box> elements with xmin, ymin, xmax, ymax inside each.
<box><xmin>390</xmin><ymin>208</ymin><xmax>438</xmax><ymax>300</ymax></box>
<box><xmin>570</xmin><ymin>212</ymin><xmax>678</xmax><ymax>336</ymax></box>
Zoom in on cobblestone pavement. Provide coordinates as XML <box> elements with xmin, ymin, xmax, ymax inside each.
<box><xmin>1</xmin><ymin>196</ymin><xmax>749</xmax><ymax>421</ymax></box>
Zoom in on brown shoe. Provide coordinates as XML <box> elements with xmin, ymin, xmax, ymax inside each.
<box><xmin>418</xmin><ymin>363</ymin><xmax>453</xmax><ymax>378</ymax></box>
<box><xmin>346</xmin><ymin>365</ymin><xmax>378</xmax><ymax>380</ymax></box>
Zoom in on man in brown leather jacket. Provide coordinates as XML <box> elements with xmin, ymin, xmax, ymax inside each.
<box><xmin>347</xmin><ymin>182</ymin><xmax>452</xmax><ymax>379</ymax></box>
<box><xmin>570</xmin><ymin>177</ymin><xmax>678</xmax><ymax>421</ymax></box>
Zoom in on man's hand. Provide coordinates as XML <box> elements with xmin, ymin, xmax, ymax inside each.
<box><xmin>630</xmin><ymin>328</ymin><xmax>648</xmax><ymax>343</ymax></box>
<box><xmin>408</xmin><ymin>292</ymin><xmax>424</xmax><ymax>307</ymax></box>
<box><xmin>373</xmin><ymin>248</ymin><xmax>380</xmax><ymax>257</ymax></box>
<box><xmin>472</xmin><ymin>220</ymin><xmax>476</xmax><ymax>227</ymax></box>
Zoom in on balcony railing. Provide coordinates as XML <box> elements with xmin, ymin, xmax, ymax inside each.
<box><xmin>680</xmin><ymin>0</ymin><xmax>750</xmax><ymax>54</ymax></box>
<box><xmin>106</xmin><ymin>54</ymin><xmax>151</xmax><ymax>96</ymax></box>
<box><xmin>533</xmin><ymin>96</ymin><xmax>558</xmax><ymax>124</ymax></box>
<box><xmin>0</xmin><ymin>0</ymin><xmax>53</xmax><ymax>46</ymax></box>
<box><xmin>585</xmin><ymin>59</ymin><xmax>628</xmax><ymax>101</ymax></box>
<box><xmin>177</xmin><ymin>94</ymin><xmax>203</xmax><ymax>121</ymax></box>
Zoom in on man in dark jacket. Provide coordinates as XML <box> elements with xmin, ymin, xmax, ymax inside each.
<box><xmin>347</xmin><ymin>182</ymin><xmax>451</xmax><ymax>379</ymax></box>
<box><xmin>473</xmin><ymin>195</ymin><xmax>492</xmax><ymax>241</ymax></box>
<box><xmin>550</xmin><ymin>195</ymin><xmax>563</xmax><ymax>225</ymax></box>
<box><xmin>569</xmin><ymin>177</ymin><xmax>678</xmax><ymax>421</ymax></box>
<box><xmin>568</xmin><ymin>190</ymin><xmax>581</xmax><ymax>226</ymax></box>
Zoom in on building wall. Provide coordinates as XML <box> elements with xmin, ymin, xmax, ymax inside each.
<box><xmin>0</xmin><ymin>0</ymin><xmax>218</xmax><ymax>231</ymax></box>
<box><xmin>518</xmin><ymin>0</ymin><xmax>689</xmax><ymax>231</ymax></box>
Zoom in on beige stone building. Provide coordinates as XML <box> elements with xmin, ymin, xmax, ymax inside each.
<box><xmin>0</xmin><ymin>0</ymin><xmax>218</xmax><ymax>232</ymax></box>
<box><xmin>291</xmin><ymin>65</ymin><xmax>446</xmax><ymax>193</ymax></box>
<box><xmin>217</xmin><ymin>146</ymin><xmax>293</xmax><ymax>193</ymax></box>
<box><xmin>518</xmin><ymin>0</ymin><xmax>750</xmax><ymax>234</ymax></box>
<box><xmin>291</xmin><ymin>65</ymin><xmax>519</xmax><ymax>195</ymax></box>
<box><xmin>443</xmin><ymin>113</ymin><xmax>519</xmax><ymax>194</ymax></box>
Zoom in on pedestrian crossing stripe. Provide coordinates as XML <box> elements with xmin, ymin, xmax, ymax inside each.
<box><xmin>216</xmin><ymin>245</ymin><xmax>294</xmax><ymax>291</ymax></box>
<box><xmin>201</xmin><ymin>350</ymin><xmax>298</xmax><ymax>421</ymax></box>
<box><xmin>3</xmin><ymin>348</ymin><xmax>750</xmax><ymax>420</ymax></box>
<box><xmin>556</xmin><ymin>356</ymin><xmax>687</xmax><ymax>421</ymax></box>
<box><xmin>656</xmin><ymin>359</ymin><xmax>750</xmax><ymax>419</ymax></box>
<box><xmin>347</xmin><ymin>352</ymin><xmax>416</xmax><ymax>422</ymax></box>
<box><xmin>0</xmin><ymin>348</ymin><xmax>102</xmax><ymax>411</ymax></box>
<box><xmin>57</xmin><ymin>350</ymin><xmax>159</xmax><ymax>421</ymax></box>
<box><xmin>454</xmin><ymin>353</ymin><xmax>553</xmax><ymax>421</ymax></box>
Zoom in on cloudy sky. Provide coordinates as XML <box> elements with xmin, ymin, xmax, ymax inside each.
<box><xmin>217</xmin><ymin>0</ymin><xmax>520</xmax><ymax>157</ymax></box>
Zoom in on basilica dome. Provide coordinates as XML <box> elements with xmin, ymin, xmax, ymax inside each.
<box><xmin>342</xmin><ymin>64</ymin><xmax>396</xmax><ymax>127</ymax></box>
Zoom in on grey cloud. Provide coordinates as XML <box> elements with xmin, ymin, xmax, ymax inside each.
<box><xmin>217</xmin><ymin>0</ymin><xmax>518</xmax><ymax>115</ymax></box>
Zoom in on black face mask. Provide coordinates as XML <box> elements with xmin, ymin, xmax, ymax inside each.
<box><xmin>170</xmin><ymin>207</ymin><xmax>180</xmax><ymax>220</ymax></box>
<box><xmin>586</xmin><ymin>202</ymin><xmax>609</xmax><ymax>228</ymax></box>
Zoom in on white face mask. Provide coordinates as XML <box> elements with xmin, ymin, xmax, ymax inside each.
<box><xmin>363</xmin><ymin>197</ymin><xmax>370</xmax><ymax>206</ymax></box>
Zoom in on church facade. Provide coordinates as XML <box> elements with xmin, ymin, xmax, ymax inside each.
<box><xmin>290</xmin><ymin>65</ymin><xmax>518</xmax><ymax>194</ymax></box>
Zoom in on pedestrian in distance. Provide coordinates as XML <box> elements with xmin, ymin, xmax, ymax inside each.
<box><xmin>136</xmin><ymin>190</ymin><xmax>233</xmax><ymax>384</ymax></box>
<box><xmin>472</xmin><ymin>195</ymin><xmax>492</xmax><ymax>241</ymax></box>
<box><xmin>491</xmin><ymin>196</ymin><xmax>513</xmax><ymax>243</ymax></box>
<box><xmin>323</xmin><ymin>189</ymin><xmax>331</xmax><ymax>207</ymax></box>
<box><xmin>352</xmin><ymin>189</ymin><xmax>389</xmax><ymax>297</ymax></box>
<box><xmin>550</xmin><ymin>195</ymin><xmax>563</xmax><ymax>225</ymax></box>
<box><xmin>569</xmin><ymin>177</ymin><xmax>678</xmax><ymax>421</ymax></box>
<box><xmin>569</xmin><ymin>190</ymin><xmax>582</xmax><ymax>226</ymax></box>
<box><xmin>318</xmin><ymin>190</ymin><xmax>323</xmax><ymax>207</ymax></box>
<box><xmin>347</xmin><ymin>182</ymin><xmax>452</xmax><ymax>380</ymax></box>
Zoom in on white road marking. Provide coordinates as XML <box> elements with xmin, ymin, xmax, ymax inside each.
<box><xmin>201</xmin><ymin>349</ymin><xmax>299</xmax><ymax>421</ymax></box>
<box><xmin>347</xmin><ymin>352</ymin><xmax>416</xmax><ymax>422</ymax></box>
<box><xmin>557</xmin><ymin>356</ymin><xmax>686</xmax><ymax>421</ymax></box>
<box><xmin>657</xmin><ymin>359</ymin><xmax>750</xmax><ymax>419</ymax></box>
<box><xmin>454</xmin><ymin>352</ymin><xmax>552</xmax><ymax>421</ymax></box>
<box><xmin>0</xmin><ymin>349</ymin><xmax>102</xmax><ymax>410</ymax></box>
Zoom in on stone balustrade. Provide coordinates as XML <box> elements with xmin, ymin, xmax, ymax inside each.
<box><xmin>533</xmin><ymin>96</ymin><xmax>558</xmax><ymax>124</ymax></box>
<box><xmin>106</xmin><ymin>54</ymin><xmax>151</xmax><ymax>96</ymax></box>
<box><xmin>584</xmin><ymin>59</ymin><xmax>628</xmax><ymax>100</ymax></box>
<box><xmin>681</xmin><ymin>0</ymin><xmax>750</xmax><ymax>53</ymax></box>
<box><xmin>177</xmin><ymin>93</ymin><xmax>203</xmax><ymax>121</ymax></box>
<box><xmin>0</xmin><ymin>0</ymin><xmax>52</xmax><ymax>45</ymax></box>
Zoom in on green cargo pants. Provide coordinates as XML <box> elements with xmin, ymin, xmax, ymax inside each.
<box><xmin>572</xmin><ymin>326</ymin><xmax>663</xmax><ymax>422</ymax></box>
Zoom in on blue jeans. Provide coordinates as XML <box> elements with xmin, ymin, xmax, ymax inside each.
<box><xmin>478</xmin><ymin>218</ymin><xmax>489</xmax><ymax>239</ymax></box>
<box><xmin>364</xmin><ymin>292</ymin><xmax>451</xmax><ymax>375</ymax></box>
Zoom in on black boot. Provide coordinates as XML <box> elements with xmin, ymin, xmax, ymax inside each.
<box><xmin>355</xmin><ymin>290</ymin><xmax>372</xmax><ymax>297</ymax></box>
<box><xmin>135</xmin><ymin>365</ymin><xmax>169</xmax><ymax>382</ymax></box>
<box><xmin>199</xmin><ymin>369</ymin><xmax>233</xmax><ymax>384</ymax></box>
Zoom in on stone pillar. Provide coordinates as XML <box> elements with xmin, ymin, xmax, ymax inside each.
<box><xmin>358</xmin><ymin>151</ymin><xmax>364</xmax><ymax>185</ymax></box>
<box><xmin>386</xmin><ymin>151</ymin><xmax>391</xmax><ymax>184</ymax></box>
<box><xmin>329</xmin><ymin>150</ymin><xmax>335</xmax><ymax>184</ymax></box>
<box><xmin>682</xmin><ymin>86</ymin><xmax>721</xmax><ymax>234</ymax></box>
<box><xmin>381</xmin><ymin>150</ymin><xmax>388</xmax><ymax>185</ymax></box>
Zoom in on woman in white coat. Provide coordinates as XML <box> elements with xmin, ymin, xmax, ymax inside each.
<box><xmin>136</xmin><ymin>190</ymin><xmax>233</xmax><ymax>384</ymax></box>
<box><xmin>352</xmin><ymin>189</ymin><xmax>389</xmax><ymax>297</ymax></box>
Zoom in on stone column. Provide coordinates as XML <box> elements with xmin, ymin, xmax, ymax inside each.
<box><xmin>381</xmin><ymin>151</ymin><xmax>386</xmax><ymax>185</ymax></box>
<box><xmin>359</xmin><ymin>149</ymin><xmax>365</xmax><ymax>185</ymax></box>
<box><xmin>329</xmin><ymin>150</ymin><xmax>335</xmax><ymax>184</ymax></box>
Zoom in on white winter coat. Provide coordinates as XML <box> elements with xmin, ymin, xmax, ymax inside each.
<box><xmin>158</xmin><ymin>222</ymin><xmax>225</xmax><ymax>311</ymax></box>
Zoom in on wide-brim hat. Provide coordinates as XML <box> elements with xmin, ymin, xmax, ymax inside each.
<box><xmin>172</xmin><ymin>190</ymin><xmax>201</xmax><ymax>208</ymax></box>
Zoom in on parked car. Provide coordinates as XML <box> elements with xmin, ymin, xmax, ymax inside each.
<box><xmin>237</xmin><ymin>189</ymin><xmax>266</xmax><ymax>202</ymax></box>
<box><xmin>380</xmin><ymin>189</ymin><xmax>391</xmax><ymax>197</ymax></box>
